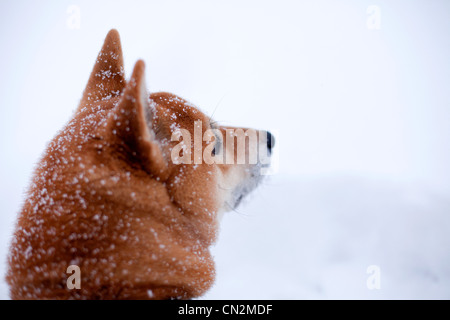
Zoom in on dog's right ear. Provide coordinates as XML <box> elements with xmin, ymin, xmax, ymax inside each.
<box><xmin>79</xmin><ymin>29</ymin><xmax>125</xmax><ymax>109</ymax></box>
<box><xmin>104</xmin><ymin>60</ymin><xmax>169</xmax><ymax>180</ymax></box>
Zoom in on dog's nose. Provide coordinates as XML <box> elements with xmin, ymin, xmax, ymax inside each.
<box><xmin>266</xmin><ymin>131</ymin><xmax>275</xmax><ymax>153</ymax></box>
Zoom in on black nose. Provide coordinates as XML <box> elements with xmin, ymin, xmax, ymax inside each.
<box><xmin>266</xmin><ymin>131</ymin><xmax>275</xmax><ymax>153</ymax></box>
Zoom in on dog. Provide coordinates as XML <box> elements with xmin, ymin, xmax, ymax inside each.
<box><xmin>6</xmin><ymin>29</ymin><xmax>274</xmax><ymax>299</ymax></box>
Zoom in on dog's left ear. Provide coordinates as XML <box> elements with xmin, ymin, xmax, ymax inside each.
<box><xmin>80</xmin><ymin>29</ymin><xmax>125</xmax><ymax>108</ymax></box>
<box><xmin>105</xmin><ymin>60</ymin><xmax>169</xmax><ymax>179</ymax></box>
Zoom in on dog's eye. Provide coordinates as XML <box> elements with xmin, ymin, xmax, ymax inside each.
<box><xmin>212</xmin><ymin>136</ymin><xmax>221</xmax><ymax>156</ymax></box>
<box><xmin>209</xmin><ymin>121</ymin><xmax>221</xmax><ymax>156</ymax></box>
<box><xmin>212</xmin><ymin>142</ymin><xmax>219</xmax><ymax>156</ymax></box>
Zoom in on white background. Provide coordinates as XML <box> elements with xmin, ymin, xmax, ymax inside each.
<box><xmin>0</xmin><ymin>0</ymin><xmax>449</xmax><ymax>299</ymax></box>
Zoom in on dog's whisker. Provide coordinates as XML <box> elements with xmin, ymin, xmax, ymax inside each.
<box><xmin>208</xmin><ymin>91</ymin><xmax>228</xmax><ymax>123</ymax></box>
<box><xmin>225</xmin><ymin>201</ymin><xmax>251</xmax><ymax>217</ymax></box>
<box><xmin>218</xmin><ymin>185</ymin><xmax>233</xmax><ymax>191</ymax></box>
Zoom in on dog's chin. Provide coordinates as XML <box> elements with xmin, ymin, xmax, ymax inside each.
<box><xmin>229</xmin><ymin>163</ymin><xmax>268</xmax><ymax>210</ymax></box>
<box><xmin>231</xmin><ymin>193</ymin><xmax>245</xmax><ymax>209</ymax></box>
<box><xmin>229</xmin><ymin>182</ymin><xmax>258</xmax><ymax>210</ymax></box>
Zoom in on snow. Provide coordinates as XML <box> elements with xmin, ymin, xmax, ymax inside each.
<box><xmin>204</xmin><ymin>174</ymin><xmax>450</xmax><ymax>299</ymax></box>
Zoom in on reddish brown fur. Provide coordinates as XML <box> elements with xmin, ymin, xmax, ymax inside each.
<box><xmin>6</xmin><ymin>30</ymin><xmax>234</xmax><ymax>299</ymax></box>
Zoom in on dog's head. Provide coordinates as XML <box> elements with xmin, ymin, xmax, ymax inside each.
<box><xmin>81</xmin><ymin>29</ymin><xmax>274</xmax><ymax>228</ymax></box>
<box><xmin>7</xmin><ymin>29</ymin><xmax>274</xmax><ymax>299</ymax></box>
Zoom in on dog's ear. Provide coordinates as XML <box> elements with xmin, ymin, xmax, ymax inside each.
<box><xmin>105</xmin><ymin>60</ymin><xmax>169</xmax><ymax>179</ymax></box>
<box><xmin>80</xmin><ymin>29</ymin><xmax>125</xmax><ymax>108</ymax></box>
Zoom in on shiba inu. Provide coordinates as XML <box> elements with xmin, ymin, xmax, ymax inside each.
<box><xmin>6</xmin><ymin>29</ymin><xmax>274</xmax><ymax>300</ymax></box>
